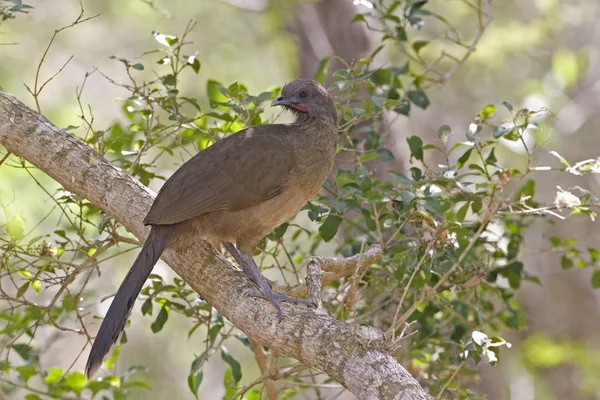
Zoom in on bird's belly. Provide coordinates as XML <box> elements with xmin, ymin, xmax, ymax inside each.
<box><xmin>188</xmin><ymin>185</ymin><xmax>316</xmax><ymax>253</ymax></box>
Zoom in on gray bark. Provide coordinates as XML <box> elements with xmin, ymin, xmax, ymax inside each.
<box><xmin>0</xmin><ymin>89</ymin><xmax>432</xmax><ymax>399</ymax></box>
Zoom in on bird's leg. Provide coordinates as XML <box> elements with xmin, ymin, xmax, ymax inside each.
<box><xmin>222</xmin><ymin>243</ymin><xmax>264</xmax><ymax>285</ymax></box>
<box><xmin>223</xmin><ymin>242</ymin><xmax>314</xmax><ymax>320</ymax></box>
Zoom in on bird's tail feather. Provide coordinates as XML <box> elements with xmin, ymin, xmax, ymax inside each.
<box><xmin>85</xmin><ymin>224</ymin><xmax>176</xmax><ymax>378</ymax></box>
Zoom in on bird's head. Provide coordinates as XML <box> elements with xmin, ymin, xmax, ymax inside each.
<box><xmin>271</xmin><ymin>79</ymin><xmax>337</xmax><ymax>124</ymax></box>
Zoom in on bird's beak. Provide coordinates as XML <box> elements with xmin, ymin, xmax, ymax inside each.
<box><xmin>271</xmin><ymin>96</ymin><xmax>292</xmax><ymax>107</ymax></box>
<box><xmin>271</xmin><ymin>96</ymin><xmax>308</xmax><ymax>113</ymax></box>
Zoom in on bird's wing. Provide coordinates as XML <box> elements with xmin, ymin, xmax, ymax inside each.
<box><xmin>143</xmin><ymin>124</ymin><xmax>295</xmax><ymax>225</ymax></box>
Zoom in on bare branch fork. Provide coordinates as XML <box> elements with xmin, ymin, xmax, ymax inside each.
<box><xmin>0</xmin><ymin>89</ymin><xmax>432</xmax><ymax>399</ymax></box>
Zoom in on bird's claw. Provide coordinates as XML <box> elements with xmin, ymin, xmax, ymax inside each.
<box><xmin>244</xmin><ymin>289</ymin><xmax>315</xmax><ymax>322</ymax></box>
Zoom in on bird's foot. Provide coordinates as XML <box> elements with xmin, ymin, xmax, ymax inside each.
<box><xmin>245</xmin><ymin>288</ymin><xmax>315</xmax><ymax>321</ymax></box>
<box><xmin>227</xmin><ymin>269</ymin><xmax>273</xmax><ymax>288</ymax></box>
<box><xmin>222</xmin><ymin>242</ymin><xmax>313</xmax><ymax>320</ymax></box>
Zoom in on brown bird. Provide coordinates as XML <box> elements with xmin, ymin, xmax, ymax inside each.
<box><xmin>85</xmin><ymin>79</ymin><xmax>339</xmax><ymax>378</ymax></box>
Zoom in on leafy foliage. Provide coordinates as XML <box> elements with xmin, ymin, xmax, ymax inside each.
<box><xmin>0</xmin><ymin>0</ymin><xmax>32</xmax><ymax>24</ymax></box>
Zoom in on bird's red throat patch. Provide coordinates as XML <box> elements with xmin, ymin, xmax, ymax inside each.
<box><xmin>289</xmin><ymin>104</ymin><xmax>308</xmax><ymax>113</ymax></box>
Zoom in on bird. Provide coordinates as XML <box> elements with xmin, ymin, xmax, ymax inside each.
<box><xmin>85</xmin><ymin>78</ymin><xmax>339</xmax><ymax>378</ymax></box>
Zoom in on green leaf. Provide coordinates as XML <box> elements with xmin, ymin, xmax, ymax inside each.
<box><xmin>394</xmin><ymin>99</ymin><xmax>410</xmax><ymax>115</ymax></box>
<box><xmin>592</xmin><ymin>269</ymin><xmax>600</xmax><ymax>289</ymax></box>
<box><xmin>162</xmin><ymin>74</ymin><xmax>176</xmax><ymax>86</ymax></box>
<box><xmin>485</xmin><ymin>148</ymin><xmax>498</xmax><ymax>166</ymax></box>
<box><xmin>16</xmin><ymin>282</ymin><xmax>29</xmax><ymax>298</ymax></box>
<box><xmin>223</xmin><ymin>368</ymin><xmax>237</xmax><ymax>398</ymax></box>
<box><xmin>456</xmin><ymin>148</ymin><xmax>473</xmax><ymax>169</ymax></box>
<box><xmin>391</xmin><ymin>172</ymin><xmax>415</xmax><ymax>188</ymax></box>
<box><xmin>44</xmin><ymin>367</ymin><xmax>63</xmax><ymax>385</ymax></box>
<box><xmin>268</xmin><ymin>222</ymin><xmax>289</xmax><ymax>241</ymax></box>
<box><xmin>25</xmin><ymin>395</ymin><xmax>42</xmax><ymax>400</ymax></box>
<box><xmin>515</xmin><ymin>179</ymin><xmax>536</xmax><ymax>206</ymax></box>
<box><xmin>492</xmin><ymin>122</ymin><xmax>515</xmax><ymax>138</ymax></box>
<box><xmin>208</xmin><ymin>324</ymin><xmax>222</xmax><ymax>345</ymax></box>
<box><xmin>190</xmin><ymin>353</ymin><xmax>206</xmax><ymax>374</ymax></box>
<box><xmin>123</xmin><ymin>378</ymin><xmax>152</xmax><ymax>390</ymax></box>
<box><xmin>589</xmin><ymin>248</ymin><xmax>600</xmax><ymax>263</ymax></box>
<box><xmin>187</xmin><ymin>56</ymin><xmax>201</xmax><ymax>74</ymax></box>
<box><xmin>480</xmin><ymin>104</ymin><xmax>496</xmax><ymax>120</ymax></box>
<box><xmin>12</xmin><ymin>343</ymin><xmax>33</xmax><ymax>361</ymax></box>
<box><xmin>396</xmin><ymin>26</ymin><xmax>407</xmax><ymax>41</ymax></box>
<box><xmin>408</xmin><ymin>0</ymin><xmax>428</xmax><ymax>16</ymax></box>
<box><xmin>319</xmin><ymin>215</ymin><xmax>343</xmax><ymax>242</ymax></box>
<box><xmin>407</xmin><ymin>136</ymin><xmax>424</xmax><ymax>161</ymax></box>
<box><xmin>456</xmin><ymin>202</ymin><xmax>469</xmax><ymax>222</ymax></box>
<box><xmin>65</xmin><ymin>371</ymin><xmax>87</xmax><ymax>393</ymax></box>
<box><xmin>408</xmin><ymin>90</ymin><xmax>430</xmax><ymax>109</ymax></box>
<box><xmin>153</xmin><ymin>32</ymin><xmax>178</xmax><ymax>47</ymax></box>
<box><xmin>251</xmin><ymin>91</ymin><xmax>273</xmax><ymax>105</ymax></box>
<box><xmin>227</xmin><ymin>82</ymin><xmax>241</xmax><ymax>98</ymax></box>
<box><xmin>471</xmin><ymin>199</ymin><xmax>482</xmax><ymax>213</ymax></box>
<box><xmin>410</xmin><ymin>167</ymin><xmax>422</xmax><ymax>181</ymax></box>
<box><xmin>104</xmin><ymin>345</ymin><xmax>120</xmax><ymax>371</ymax></box>
<box><xmin>550</xmin><ymin>151</ymin><xmax>571</xmax><ymax>168</ymax></box>
<box><xmin>188</xmin><ymin>371</ymin><xmax>203</xmax><ymax>398</ymax></box>
<box><xmin>6</xmin><ymin>215</ymin><xmax>25</xmax><ymax>240</ymax></box>
<box><xmin>246</xmin><ymin>391</ymin><xmax>261</xmax><ymax>400</ymax></box>
<box><xmin>412</xmin><ymin>40</ymin><xmax>429</xmax><ymax>54</ymax></box>
<box><xmin>504</xmin><ymin>262</ymin><xmax>523</xmax><ymax>289</ymax></box>
<box><xmin>549</xmin><ymin>237</ymin><xmax>562</xmax><ymax>248</ymax></box>
<box><xmin>468</xmin><ymin>163</ymin><xmax>487</xmax><ymax>175</ymax></box>
<box><xmin>206</xmin><ymin>79</ymin><xmax>228</xmax><ymax>108</ymax></box>
<box><xmin>86</xmin><ymin>380</ymin><xmax>112</xmax><ymax>396</ymax></box>
<box><xmin>438</xmin><ymin>124</ymin><xmax>451</xmax><ymax>138</ymax></box>
<box><xmin>150</xmin><ymin>306</ymin><xmax>169</xmax><ymax>333</ymax></box>
<box><xmin>561</xmin><ymin>255</ymin><xmax>574</xmax><ymax>269</ymax></box>
<box><xmin>314</xmin><ymin>58</ymin><xmax>329</xmax><ymax>84</ymax></box>
<box><xmin>16</xmin><ymin>365</ymin><xmax>36</xmax><ymax>383</ymax></box>
<box><xmin>351</xmin><ymin>14</ymin><xmax>366</xmax><ymax>23</ymax></box>
<box><xmin>359</xmin><ymin>152</ymin><xmax>379</xmax><ymax>163</ymax></box>
<box><xmin>221</xmin><ymin>348</ymin><xmax>242</xmax><ymax>383</ymax></box>
<box><xmin>131</xmin><ymin>63</ymin><xmax>144</xmax><ymax>71</ymax></box>
<box><xmin>141</xmin><ymin>299</ymin><xmax>152</xmax><ymax>315</ymax></box>
<box><xmin>377</xmin><ymin>148</ymin><xmax>395</xmax><ymax>161</ymax></box>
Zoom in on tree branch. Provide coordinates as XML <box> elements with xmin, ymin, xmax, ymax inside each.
<box><xmin>0</xmin><ymin>89</ymin><xmax>432</xmax><ymax>400</ymax></box>
<box><xmin>278</xmin><ymin>245</ymin><xmax>383</xmax><ymax>298</ymax></box>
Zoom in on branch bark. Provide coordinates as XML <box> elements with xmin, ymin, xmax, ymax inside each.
<box><xmin>0</xmin><ymin>89</ymin><xmax>432</xmax><ymax>400</ymax></box>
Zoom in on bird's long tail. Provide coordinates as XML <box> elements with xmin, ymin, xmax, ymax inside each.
<box><xmin>85</xmin><ymin>224</ymin><xmax>176</xmax><ymax>378</ymax></box>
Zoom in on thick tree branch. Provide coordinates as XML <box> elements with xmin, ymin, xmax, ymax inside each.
<box><xmin>0</xmin><ymin>89</ymin><xmax>432</xmax><ymax>400</ymax></box>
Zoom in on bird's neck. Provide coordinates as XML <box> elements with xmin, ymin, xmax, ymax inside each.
<box><xmin>287</xmin><ymin>117</ymin><xmax>338</xmax><ymax>174</ymax></box>
<box><xmin>293</xmin><ymin>111</ymin><xmax>337</xmax><ymax>127</ymax></box>
<box><xmin>293</xmin><ymin>116</ymin><xmax>337</xmax><ymax>144</ymax></box>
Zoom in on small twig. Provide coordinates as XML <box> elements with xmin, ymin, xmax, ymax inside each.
<box><xmin>0</xmin><ymin>151</ymin><xmax>11</xmax><ymax>167</ymax></box>
<box><xmin>250</xmin><ymin>339</ymin><xmax>277</xmax><ymax>400</ymax></box>
<box><xmin>306</xmin><ymin>258</ymin><xmax>323</xmax><ymax>309</ymax></box>
<box><xmin>387</xmin><ymin>242</ymin><xmax>435</xmax><ymax>340</ymax></box>
<box><xmin>27</xmin><ymin>2</ymin><xmax>99</xmax><ymax>112</ymax></box>
<box><xmin>387</xmin><ymin>321</ymin><xmax>418</xmax><ymax>352</ymax></box>
<box><xmin>425</xmin><ymin>0</ymin><xmax>493</xmax><ymax>89</ymax></box>
<box><xmin>436</xmin><ymin>360</ymin><xmax>465</xmax><ymax>398</ymax></box>
<box><xmin>277</xmin><ymin>245</ymin><xmax>382</xmax><ymax>298</ymax></box>
<box><xmin>228</xmin><ymin>374</ymin><xmax>267</xmax><ymax>400</ymax></box>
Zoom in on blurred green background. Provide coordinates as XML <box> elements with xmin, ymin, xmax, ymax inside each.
<box><xmin>1</xmin><ymin>0</ymin><xmax>600</xmax><ymax>399</ymax></box>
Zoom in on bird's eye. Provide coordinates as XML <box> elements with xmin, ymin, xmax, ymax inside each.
<box><xmin>298</xmin><ymin>90</ymin><xmax>308</xmax><ymax>99</ymax></box>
